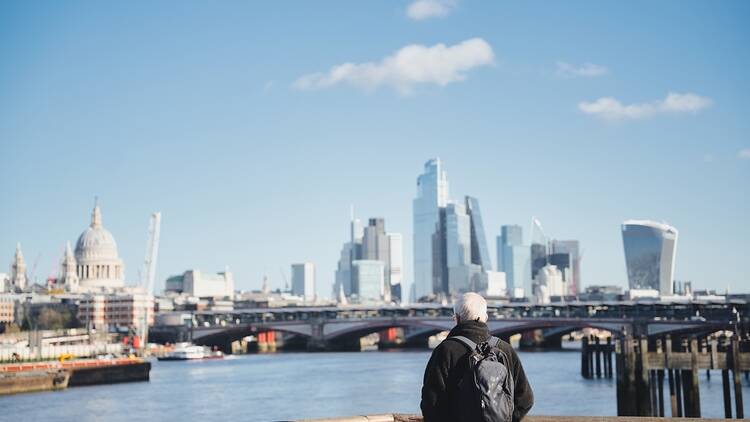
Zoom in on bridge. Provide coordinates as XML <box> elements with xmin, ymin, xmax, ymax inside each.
<box><xmin>150</xmin><ymin>300</ymin><xmax>749</xmax><ymax>352</ymax></box>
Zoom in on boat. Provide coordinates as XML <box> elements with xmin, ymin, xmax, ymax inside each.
<box><xmin>157</xmin><ymin>343</ymin><xmax>224</xmax><ymax>361</ymax></box>
<box><xmin>0</xmin><ymin>369</ymin><xmax>70</xmax><ymax>395</ymax></box>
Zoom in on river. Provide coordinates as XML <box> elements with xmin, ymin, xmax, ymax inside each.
<box><xmin>2</xmin><ymin>347</ymin><xmax>748</xmax><ymax>420</ymax></box>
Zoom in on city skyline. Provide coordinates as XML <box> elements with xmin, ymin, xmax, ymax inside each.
<box><xmin>2</xmin><ymin>1</ymin><xmax>749</xmax><ymax>297</ymax></box>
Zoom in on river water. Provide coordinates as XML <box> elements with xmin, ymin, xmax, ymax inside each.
<box><xmin>3</xmin><ymin>348</ymin><xmax>749</xmax><ymax>421</ymax></box>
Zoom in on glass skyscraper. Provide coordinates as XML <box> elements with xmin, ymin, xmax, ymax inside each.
<box><xmin>413</xmin><ymin>158</ymin><xmax>449</xmax><ymax>300</ymax></box>
<box><xmin>466</xmin><ymin>196</ymin><xmax>492</xmax><ymax>271</ymax></box>
<box><xmin>621</xmin><ymin>220</ymin><xmax>678</xmax><ymax>296</ymax></box>
<box><xmin>497</xmin><ymin>225</ymin><xmax>531</xmax><ymax>297</ymax></box>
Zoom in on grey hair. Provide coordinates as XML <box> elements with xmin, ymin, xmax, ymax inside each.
<box><xmin>453</xmin><ymin>292</ymin><xmax>488</xmax><ymax>323</ymax></box>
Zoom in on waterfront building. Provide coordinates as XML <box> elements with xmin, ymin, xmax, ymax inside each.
<box><xmin>165</xmin><ymin>269</ymin><xmax>235</xmax><ymax>298</ymax></box>
<box><xmin>0</xmin><ymin>273</ymin><xmax>7</xmax><ymax>293</ymax></box>
<box><xmin>74</xmin><ymin>203</ymin><xmax>125</xmax><ymax>291</ymax></box>
<box><xmin>10</xmin><ymin>243</ymin><xmax>27</xmax><ymax>292</ymax></box>
<box><xmin>387</xmin><ymin>233</ymin><xmax>403</xmax><ymax>302</ymax></box>
<box><xmin>413</xmin><ymin>158</ymin><xmax>449</xmax><ymax>300</ymax></box>
<box><xmin>496</xmin><ymin>225</ymin><xmax>532</xmax><ymax>298</ymax></box>
<box><xmin>291</xmin><ymin>262</ymin><xmax>316</xmax><ymax>302</ymax></box>
<box><xmin>78</xmin><ymin>290</ymin><xmax>154</xmax><ymax>331</ymax></box>
<box><xmin>581</xmin><ymin>285</ymin><xmax>623</xmax><ymax>301</ymax></box>
<box><xmin>621</xmin><ymin>220</ymin><xmax>678</xmax><ymax>296</ymax></box>
<box><xmin>352</xmin><ymin>260</ymin><xmax>385</xmax><ymax>302</ymax></box>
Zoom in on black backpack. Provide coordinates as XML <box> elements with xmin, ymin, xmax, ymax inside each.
<box><xmin>448</xmin><ymin>336</ymin><xmax>515</xmax><ymax>422</ymax></box>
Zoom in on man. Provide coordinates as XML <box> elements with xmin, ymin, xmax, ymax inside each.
<box><xmin>421</xmin><ymin>292</ymin><xmax>534</xmax><ymax>422</ymax></box>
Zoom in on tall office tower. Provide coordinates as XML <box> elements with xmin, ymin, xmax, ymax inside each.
<box><xmin>413</xmin><ymin>158</ymin><xmax>449</xmax><ymax>300</ymax></box>
<box><xmin>334</xmin><ymin>212</ymin><xmax>364</xmax><ymax>297</ymax></box>
<box><xmin>622</xmin><ymin>220</ymin><xmax>678</xmax><ymax>296</ymax></box>
<box><xmin>291</xmin><ymin>262</ymin><xmax>316</xmax><ymax>301</ymax></box>
<box><xmin>446</xmin><ymin>202</ymin><xmax>481</xmax><ymax>293</ymax></box>
<box><xmin>10</xmin><ymin>243</ymin><xmax>27</xmax><ymax>292</ymax></box>
<box><xmin>352</xmin><ymin>260</ymin><xmax>386</xmax><ymax>302</ymax></box>
<box><xmin>387</xmin><ymin>233</ymin><xmax>403</xmax><ymax>302</ymax></box>
<box><xmin>362</xmin><ymin>218</ymin><xmax>389</xmax><ymax>263</ymax></box>
<box><xmin>530</xmin><ymin>243</ymin><xmax>548</xmax><ymax>280</ymax></box>
<box><xmin>465</xmin><ymin>196</ymin><xmax>492</xmax><ymax>271</ymax></box>
<box><xmin>497</xmin><ymin>225</ymin><xmax>531</xmax><ymax>297</ymax></box>
<box><xmin>549</xmin><ymin>240</ymin><xmax>581</xmax><ymax>296</ymax></box>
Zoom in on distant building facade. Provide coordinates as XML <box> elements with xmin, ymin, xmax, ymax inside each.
<box><xmin>165</xmin><ymin>269</ymin><xmax>234</xmax><ymax>298</ymax></box>
<box><xmin>352</xmin><ymin>260</ymin><xmax>385</xmax><ymax>302</ymax></box>
<box><xmin>334</xmin><ymin>214</ymin><xmax>402</xmax><ymax>303</ymax></box>
<box><xmin>413</xmin><ymin>158</ymin><xmax>449</xmax><ymax>300</ymax></box>
<box><xmin>78</xmin><ymin>291</ymin><xmax>154</xmax><ymax>331</ymax></box>
<box><xmin>73</xmin><ymin>203</ymin><xmax>125</xmax><ymax>291</ymax></box>
<box><xmin>622</xmin><ymin>220</ymin><xmax>678</xmax><ymax>296</ymax></box>
<box><xmin>496</xmin><ymin>225</ymin><xmax>531</xmax><ymax>298</ymax></box>
<box><xmin>291</xmin><ymin>262</ymin><xmax>316</xmax><ymax>301</ymax></box>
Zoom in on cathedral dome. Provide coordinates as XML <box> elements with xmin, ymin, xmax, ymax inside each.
<box><xmin>75</xmin><ymin>205</ymin><xmax>120</xmax><ymax>260</ymax></box>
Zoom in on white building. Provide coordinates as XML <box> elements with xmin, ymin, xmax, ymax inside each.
<box><xmin>484</xmin><ymin>271</ymin><xmax>507</xmax><ymax>298</ymax></box>
<box><xmin>387</xmin><ymin>233</ymin><xmax>403</xmax><ymax>301</ymax></box>
<box><xmin>165</xmin><ymin>269</ymin><xmax>234</xmax><ymax>299</ymax></box>
<box><xmin>534</xmin><ymin>264</ymin><xmax>566</xmax><ymax>303</ymax></box>
<box><xmin>291</xmin><ymin>262</ymin><xmax>316</xmax><ymax>302</ymax></box>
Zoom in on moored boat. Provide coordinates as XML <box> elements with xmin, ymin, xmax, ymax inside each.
<box><xmin>157</xmin><ymin>343</ymin><xmax>223</xmax><ymax>361</ymax></box>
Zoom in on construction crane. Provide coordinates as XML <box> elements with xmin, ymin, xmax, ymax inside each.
<box><xmin>141</xmin><ymin>212</ymin><xmax>162</xmax><ymax>295</ymax></box>
<box><xmin>139</xmin><ymin>212</ymin><xmax>161</xmax><ymax>350</ymax></box>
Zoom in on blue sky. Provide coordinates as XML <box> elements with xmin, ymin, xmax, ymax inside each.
<box><xmin>1</xmin><ymin>0</ymin><xmax>749</xmax><ymax>297</ymax></box>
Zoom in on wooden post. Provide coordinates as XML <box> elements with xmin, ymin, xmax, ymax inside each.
<box><xmin>589</xmin><ymin>335</ymin><xmax>595</xmax><ymax>378</ymax></box>
<box><xmin>595</xmin><ymin>336</ymin><xmax>602</xmax><ymax>378</ymax></box>
<box><xmin>721</xmin><ymin>336</ymin><xmax>732</xmax><ymax>419</ymax></box>
<box><xmin>581</xmin><ymin>336</ymin><xmax>590</xmax><ymax>379</ymax></box>
<box><xmin>732</xmin><ymin>335</ymin><xmax>744</xmax><ymax>419</ymax></box>
<box><xmin>686</xmin><ymin>337</ymin><xmax>701</xmax><ymax>417</ymax></box>
<box><xmin>675</xmin><ymin>368</ymin><xmax>683</xmax><ymax>417</ymax></box>
<box><xmin>657</xmin><ymin>370</ymin><xmax>665</xmax><ymax>417</ymax></box>
<box><xmin>665</xmin><ymin>335</ymin><xmax>677</xmax><ymax>417</ymax></box>
<box><xmin>606</xmin><ymin>337</ymin><xmax>613</xmax><ymax>378</ymax></box>
<box><xmin>637</xmin><ymin>336</ymin><xmax>652</xmax><ymax>416</ymax></box>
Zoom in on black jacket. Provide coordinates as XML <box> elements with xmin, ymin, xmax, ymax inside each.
<box><xmin>420</xmin><ymin>321</ymin><xmax>534</xmax><ymax>422</ymax></box>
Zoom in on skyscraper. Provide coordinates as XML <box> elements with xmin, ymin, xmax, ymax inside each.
<box><xmin>387</xmin><ymin>233</ymin><xmax>403</xmax><ymax>302</ymax></box>
<box><xmin>352</xmin><ymin>260</ymin><xmax>385</xmax><ymax>302</ymax></box>
<box><xmin>413</xmin><ymin>158</ymin><xmax>449</xmax><ymax>300</ymax></box>
<box><xmin>446</xmin><ymin>202</ymin><xmax>482</xmax><ymax>294</ymax></box>
<box><xmin>466</xmin><ymin>196</ymin><xmax>492</xmax><ymax>271</ymax></box>
<box><xmin>622</xmin><ymin>220</ymin><xmax>678</xmax><ymax>296</ymax></box>
<box><xmin>291</xmin><ymin>262</ymin><xmax>316</xmax><ymax>301</ymax></box>
<box><xmin>549</xmin><ymin>240</ymin><xmax>581</xmax><ymax>296</ymax></box>
<box><xmin>497</xmin><ymin>225</ymin><xmax>531</xmax><ymax>297</ymax></box>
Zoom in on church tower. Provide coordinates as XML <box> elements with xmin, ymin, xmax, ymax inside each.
<box><xmin>60</xmin><ymin>241</ymin><xmax>79</xmax><ymax>292</ymax></box>
<box><xmin>11</xmin><ymin>243</ymin><xmax>27</xmax><ymax>292</ymax></box>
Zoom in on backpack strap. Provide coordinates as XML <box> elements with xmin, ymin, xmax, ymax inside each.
<box><xmin>448</xmin><ymin>335</ymin><xmax>477</xmax><ymax>351</ymax></box>
<box><xmin>487</xmin><ymin>336</ymin><xmax>501</xmax><ymax>348</ymax></box>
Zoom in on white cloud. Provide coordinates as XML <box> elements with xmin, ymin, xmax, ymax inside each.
<box><xmin>406</xmin><ymin>0</ymin><xmax>456</xmax><ymax>21</ymax></box>
<box><xmin>556</xmin><ymin>61</ymin><xmax>608</xmax><ymax>78</ymax></box>
<box><xmin>739</xmin><ymin>149</ymin><xmax>750</xmax><ymax>160</ymax></box>
<box><xmin>578</xmin><ymin>92</ymin><xmax>713</xmax><ymax>120</ymax></box>
<box><xmin>293</xmin><ymin>38</ymin><xmax>494</xmax><ymax>95</ymax></box>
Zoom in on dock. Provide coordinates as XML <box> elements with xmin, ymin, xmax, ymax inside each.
<box><xmin>293</xmin><ymin>414</ymin><xmax>730</xmax><ymax>421</ymax></box>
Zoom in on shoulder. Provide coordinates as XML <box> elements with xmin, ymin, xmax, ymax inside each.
<box><xmin>433</xmin><ymin>337</ymin><xmax>470</xmax><ymax>360</ymax></box>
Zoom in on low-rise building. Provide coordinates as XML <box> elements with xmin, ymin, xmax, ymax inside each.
<box><xmin>77</xmin><ymin>290</ymin><xmax>154</xmax><ymax>332</ymax></box>
<box><xmin>164</xmin><ymin>269</ymin><xmax>234</xmax><ymax>299</ymax></box>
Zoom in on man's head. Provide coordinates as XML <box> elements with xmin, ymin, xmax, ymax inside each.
<box><xmin>453</xmin><ymin>292</ymin><xmax>488</xmax><ymax>324</ymax></box>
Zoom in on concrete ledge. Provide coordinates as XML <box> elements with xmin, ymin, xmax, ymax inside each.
<box><xmin>296</xmin><ymin>414</ymin><xmax>725</xmax><ymax>422</ymax></box>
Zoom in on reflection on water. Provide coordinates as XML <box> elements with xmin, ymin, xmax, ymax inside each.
<box><xmin>1</xmin><ymin>347</ymin><xmax>748</xmax><ymax>421</ymax></box>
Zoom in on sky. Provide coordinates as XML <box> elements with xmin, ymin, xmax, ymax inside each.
<box><xmin>1</xmin><ymin>0</ymin><xmax>749</xmax><ymax>298</ymax></box>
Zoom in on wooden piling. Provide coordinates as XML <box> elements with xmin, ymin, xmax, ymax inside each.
<box><xmin>731</xmin><ymin>335</ymin><xmax>744</xmax><ymax>419</ymax></box>
<box><xmin>581</xmin><ymin>336</ymin><xmax>590</xmax><ymax>379</ymax></box>
<box><xmin>595</xmin><ymin>337</ymin><xmax>602</xmax><ymax>378</ymax></box>
<box><xmin>637</xmin><ymin>337</ymin><xmax>652</xmax><ymax>416</ymax></box>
